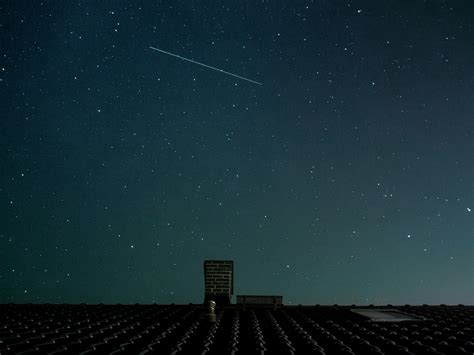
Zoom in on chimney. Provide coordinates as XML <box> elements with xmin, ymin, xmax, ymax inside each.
<box><xmin>203</xmin><ymin>260</ymin><xmax>233</xmax><ymax>305</ymax></box>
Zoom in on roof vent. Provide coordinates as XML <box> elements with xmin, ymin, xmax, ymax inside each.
<box><xmin>206</xmin><ymin>300</ymin><xmax>217</xmax><ymax>323</ymax></box>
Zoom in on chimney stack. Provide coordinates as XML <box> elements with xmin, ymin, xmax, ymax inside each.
<box><xmin>203</xmin><ymin>260</ymin><xmax>233</xmax><ymax>305</ymax></box>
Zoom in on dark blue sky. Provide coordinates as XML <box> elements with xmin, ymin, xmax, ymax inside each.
<box><xmin>1</xmin><ymin>0</ymin><xmax>473</xmax><ymax>305</ymax></box>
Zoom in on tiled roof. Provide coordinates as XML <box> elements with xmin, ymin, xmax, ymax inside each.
<box><xmin>1</xmin><ymin>304</ymin><xmax>473</xmax><ymax>354</ymax></box>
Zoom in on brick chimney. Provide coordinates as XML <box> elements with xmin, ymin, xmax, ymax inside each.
<box><xmin>203</xmin><ymin>260</ymin><xmax>234</xmax><ymax>305</ymax></box>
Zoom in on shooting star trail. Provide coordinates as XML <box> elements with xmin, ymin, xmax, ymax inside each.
<box><xmin>149</xmin><ymin>46</ymin><xmax>262</xmax><ymax>86</ymax></box>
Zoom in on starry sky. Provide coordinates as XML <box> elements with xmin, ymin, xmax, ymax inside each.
<box><xmin>1</xmin><ymin>1</ymin><xmax>473</xmax><ymax>306</ymax></box>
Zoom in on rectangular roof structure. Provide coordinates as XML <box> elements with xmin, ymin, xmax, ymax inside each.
<box><xmin>351</xmin><ymin>308</ymin><xmax>425</xmax><ymax>322</ymax></box>
<box><xmin>237</xmin><ymin>295</ymin><xmax>283</xmax><ymax>310</ymax></box>
<box><xmin>237</xmin><ymin>295</ymin><xmax>283</xmax><ymax>305</ymax></box>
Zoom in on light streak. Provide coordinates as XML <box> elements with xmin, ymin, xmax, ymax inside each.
<box><xmin>149</xmin><ymin>46</ymin><xmax>262</xmax><ymax>86</ymax></box>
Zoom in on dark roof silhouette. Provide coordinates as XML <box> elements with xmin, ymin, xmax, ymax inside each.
<box><xmin>1</xmin><ymin>304</ymin><xmax>473</xmax><ymax>354</ymax></box>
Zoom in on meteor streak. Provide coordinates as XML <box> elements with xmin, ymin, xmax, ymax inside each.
<box><xmin>149</xmin><ymin>46</ymin><xmax>262</xmax><ymax>86</ymax></box>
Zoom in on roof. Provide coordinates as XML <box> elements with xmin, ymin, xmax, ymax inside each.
<box><xmin>1</xmin><ymin>304</ymin><xmax>473</xmax><ymax>354</ymax></box>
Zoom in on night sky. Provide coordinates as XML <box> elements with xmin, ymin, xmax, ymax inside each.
<box><xmin>1</xmin><ymin>1</ymin><xmax>473</xmax><ymax>306</ymax></box>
